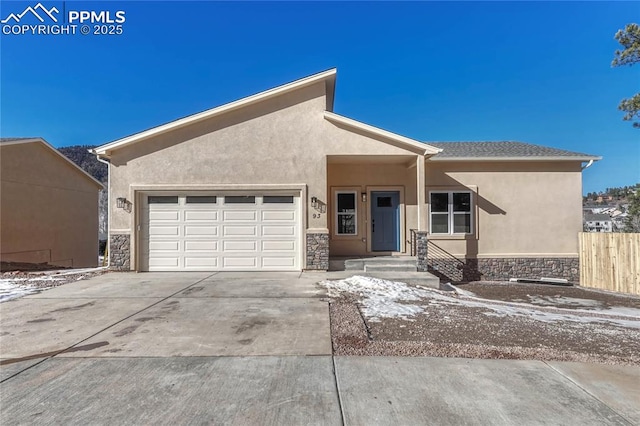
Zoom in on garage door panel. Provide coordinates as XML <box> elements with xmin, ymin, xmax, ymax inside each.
<box><xmin>149</xmin><ymin>226</ymin><xmax>180</xmax><ymax>236</ymax></box>
<box><xmin>149</xmin><ymin>241</ymin><xmax>180</xmax><ymax>251</ymax></box>
<box><xmin>262</xmin><ymin>257</ymin><xmax>296</xmax><ymax>268</ymax></box>
<box><xmin>148</xmin><ymin>257</ymin><xmax>180</xmax><ymax>267</ymax></box>
<box><xmin>223</xmin><ymin>225</ymin><xmax>258</xmax><ymax>236</ymax></box>
<box><xmin>223</xmin><ymin>210</ymin><xmax>257</xmax><ymax>221</ymax></box>
<box><xmin>149</xmin><ymin>210</ymin><xmax>180</xmax><ymax>221</ymax></box>
<box><xmin>144</xmin><ymin>194</ymin><xmax>299</xmax><ymax>271</ymax></box>
<box><xmin>262</xmin><ymin>210</ymin><xmax>295</xmax><ymax>221</ymax></box>
<box><xmin>184</xmin><ymin>257</ymin><xmax>218</xmax><ymax>268</ymax></box>
<box><xmin>262</xmin><ymin>240</ymin><xmax>296</xmax><ymax>252</ymax></box>
<box><xmin>185</xmin><ymin>210</ymin><xmax>218</xmax><ymax>221</ymax></box>
<box><xmin>262</xmin><ymin>225</ymin><xmax>295</xmax><ymax>236</ymax></box>
<box><xmin>223</xmin><ymin>240</ymin><xmax>257</xmax><ymax>252</ymax></box>
<box><xmin>184</xmin><ymin>241</ymin><xmax>218</xmax><ymax>251</ymax></box>
<box><xmin>185</xmin><ymin>225</ymin><xmax>219</xmax><ymax>236</ymax></box>
<box><xmin>223</xmin><ymin>257</ymin><xmax>258</xmax><ymax>268</ymax></box>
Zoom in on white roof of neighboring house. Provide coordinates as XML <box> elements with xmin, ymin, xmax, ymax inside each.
<box><xmin>0</xmin><ymin>137</ymin><xmax>104</xmax><ymax>189</ymax></box>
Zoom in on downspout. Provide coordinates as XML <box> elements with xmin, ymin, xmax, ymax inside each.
<box><xmin>91</xmin><ymin>149</ymin><xmax>110</xmax><ymax>267</ymax></box>
<box><xmin>582</xmin><ymin>159</ymin><xmax>594</xmax><ymax>170</ymax></box>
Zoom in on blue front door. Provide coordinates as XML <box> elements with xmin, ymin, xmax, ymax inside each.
<box><xmin>371</xmin><ymin>191</ymin><xmax>400</xmax><ymax>251</ymax></box>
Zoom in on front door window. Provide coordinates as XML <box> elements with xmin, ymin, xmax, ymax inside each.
<box><xmin>371</xmin><ymin>191</ymin><xmax>400</xmax><ymax>251</ymax></box>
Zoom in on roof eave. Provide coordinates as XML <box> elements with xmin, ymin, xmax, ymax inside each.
<box><xmin>429</xmin><ymin>156</ymin><xmax>602</xmax><ymax>162</ymax></box>
<box><xmin>323</xmin><ymin>111</ymin><xmax>442</xmax><ymax>156</ymax></box>
<box><xmin>94</xmin><ymin>68</ymin><xmax>338</xmax><ymax>156</ymax></box>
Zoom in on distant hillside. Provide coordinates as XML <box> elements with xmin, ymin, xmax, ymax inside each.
<box><xmin>58</xmin><ymin>145</ymin><xmax>107</xmax><ymax>184</ymax></box>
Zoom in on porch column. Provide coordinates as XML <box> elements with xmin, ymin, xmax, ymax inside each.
<box><xmin>416</xmin><ymin>155</ymin><xmax>427</xmax><ymax>231</ymax></box>
<box><xmin>416</xmin><ymin>155</ymin><xmax>429</xmax><ymax>272</ymax></box>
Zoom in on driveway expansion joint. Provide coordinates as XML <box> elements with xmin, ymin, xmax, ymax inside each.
<box><xmin>542</xmin><ymin>361</ymin><xmax>635</xmax><ymax>426</ymax></box>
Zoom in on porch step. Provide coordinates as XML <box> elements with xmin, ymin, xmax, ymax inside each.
<box><xmin>364</xmin><ymin>263</ymin><xmax>418</xmax><ymax>273</ymax></box>
<box><xmin>343</xmin><ymin>256</ymin><xmax>417</xmax><ymax>272</ymax></box>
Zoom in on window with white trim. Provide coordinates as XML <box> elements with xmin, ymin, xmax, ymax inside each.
<box><xmin>429</xmin><ymin>191</ymin><xmax>472</xmax><ymax>235</ymax></box>
<box><xmin>335</xmin><ymin>191</ymin><xmax>357</xmax><ymax>235</ymax></box>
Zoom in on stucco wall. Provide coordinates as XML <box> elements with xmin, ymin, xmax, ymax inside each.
<box><xmin>107</xmin><ymin>81</ymin><xmax>423</xmax><ymax>269</ymax></box>
<box><xmin>425</xmin><ymin>160</ymin><xmax>583</xmax><ymax>258</ymax></box>
<box><xmin>0</xmin><ymin>142</ymin><xmax>100</xmax><ymax>267</ymax></box>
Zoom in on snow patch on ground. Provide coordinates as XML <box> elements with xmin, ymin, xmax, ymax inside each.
<box><xmin>321</xmin><ymin>276</ymin><xmax>640</xmax><ymax>329</ymax></box>
<box><xmin>320</xmin><ymin>276</ymin><xmax>431</xmax><ymax>322</ymax></box>
<box><xmin>0</xmin><ymin>280</ymin><xmax>48</xmax><ymax>302</ymax></box>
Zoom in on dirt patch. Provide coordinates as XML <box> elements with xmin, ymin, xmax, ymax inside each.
<box><xmin>324</xmin><ymin>278</ymin><xmax>640</xmax><ymax>365</ymax></box>
<box><xmin>460</xmin><ymin>282</ymin><xmax>640</xmax><ymax>310</ymax></box>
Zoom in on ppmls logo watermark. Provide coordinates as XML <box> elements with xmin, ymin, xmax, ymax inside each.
<box><xmin>1</xmin><ymin>2</ymin><xmax>126</xmax><ymax>36</ymax></box>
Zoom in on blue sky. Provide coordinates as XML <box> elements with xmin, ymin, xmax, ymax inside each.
<box><xmin>1</xmin><ymin>1</ymin><xmax>638</xmax><ymax>193</ymax></box>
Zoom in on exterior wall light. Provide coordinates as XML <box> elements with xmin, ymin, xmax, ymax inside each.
<box><xmin>361</xmin><ymin>193</ymin><xmax>367</xmax><ymax>203</ymax></box>
<box><xmin>116</xmin><ymin>197</ymin><xmax>127</xmax><ymax>209</ymax></box>
<box><xmin>311</xmin><ymin>196</ymin><xmax>318</xmax><ymax>208</ymax></box>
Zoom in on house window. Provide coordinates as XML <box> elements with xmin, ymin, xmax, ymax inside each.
<box><xmin>429</xmin><ymin>191</ymin><xmax>472</xmax><ymax>235</ymax></box>
<box><xmin>336</xmin><ymin>191</ymin><xmax>357</xmax><ymax>235</ymax></box>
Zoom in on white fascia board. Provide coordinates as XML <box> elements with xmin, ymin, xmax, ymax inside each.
<box><xmin>1</xmin><ymin>137</ymin><xmax>104</xmax><ymax>189</ymax></box>
<box><xmin>429</xmin><ymin>156</ymin><xmax>603</xmax><ymax>162</ymax></box>
<box><xmin>94</xmin><ymin>69</ymin><xmax>337</xmax><ymax>156</ymax></box>
<box><xmin>323</xmin><ymin>111</ymin><xmax>442</xmax><ymax>156</ymax></box>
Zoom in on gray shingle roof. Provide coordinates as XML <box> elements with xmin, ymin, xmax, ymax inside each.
<box><xmin>0</xmin><ymin>137</ymin><xmax>39</xmax><ymax>143</ymax></box>
<box><xmin>426</xmin><ymin>141</ymin><xmax>600</xmax><ymax>160</ymax></box>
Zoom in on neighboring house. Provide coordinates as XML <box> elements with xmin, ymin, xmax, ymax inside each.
<box><xmin>583</xmin><ymin>213</ymin><xmax>614</xmax><ymax>233</ymax></box>
<box><xmin>92</xmin><ymin>69</ymin><xmax>600</xmax><ymax>281</ymax></box>
<box><xmin>0</xmin><ymin>138</ymin><xmax>104</xmax><ymax>268</ymax></box>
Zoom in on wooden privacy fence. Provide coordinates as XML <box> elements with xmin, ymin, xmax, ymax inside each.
<box><xmin>579</xmin><ymin>232</ymin><xmax>640</xmax><ymax>295</ymax></box>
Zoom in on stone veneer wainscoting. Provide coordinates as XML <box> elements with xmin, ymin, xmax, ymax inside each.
<box><xmin>428</xmin><ymin>257</ymin><xmax>579</xmax><ymax>283</ymax></box>
<box><xmin>478</xmin><ymin>257</ymin><xmax>579</xmax><ymax>282</ymax></box>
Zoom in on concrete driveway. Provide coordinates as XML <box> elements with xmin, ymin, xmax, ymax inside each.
<box><xmin>1</xmin><ymin>272</ymin><xmax>639</xmax><ymax>425</ymax></box>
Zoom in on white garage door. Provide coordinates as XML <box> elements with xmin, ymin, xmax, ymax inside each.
<box><xmin>141</xmin><ymin>194</ymin><xmax>300</xmax><ymax>271</ymax></box>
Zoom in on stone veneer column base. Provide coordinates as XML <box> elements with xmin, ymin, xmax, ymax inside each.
<box><xmin>415</xmin><ymin>231</ymin><xmax>429</xmax><ymax>272</ymax></box>
<box><xmin>109</xmin><ymin>234</ymin><xmax>131</xmax><ymax>271</ymax></box>
<box><xmin>306</xmin><ymin>232</ymin><xmax>329</xmax><ymax>271</ymax></box>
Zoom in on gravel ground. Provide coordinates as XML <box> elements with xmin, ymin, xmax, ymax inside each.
<box><xmin>460</xmin><ymin>281</ymin><xmax>640</xmax><ymax>310</ymax></box>
<box><xmin>325</xmin><ymin>280</ymin><xmax>640</xmax><ymax>365</ymax></box>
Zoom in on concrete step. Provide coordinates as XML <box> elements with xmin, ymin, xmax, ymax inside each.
<box><xmin>362</xmin><ymin>271</ymin><xmax>441</xmax><ymax>289</ymax></box>
<box><xmin>364</xmin><ymin>264</ymin><xmax>418</xmax><ymax>273</ymax></box>
<box><xmin>344</xmin><ymin>256</ymin><xmax>417</xmax><ymax>271</ymax></box>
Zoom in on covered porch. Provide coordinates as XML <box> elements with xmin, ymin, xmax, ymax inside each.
<box><xmin>325</xmin><ymin>154</ymin><xmax>428</xmax><ymax>263</ymax></box>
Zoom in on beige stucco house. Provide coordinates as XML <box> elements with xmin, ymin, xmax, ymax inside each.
<box><xmin>93</xmin><ymin>69</ymin><xmax>600</xmax><ymax>281</ymax></box>
<box><xmin>1</xmin><ymin>138</ymin><xmax>104</xmax><ymax>268</ymax></box>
